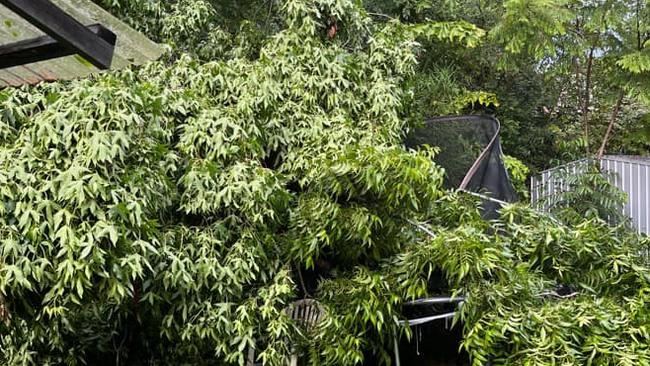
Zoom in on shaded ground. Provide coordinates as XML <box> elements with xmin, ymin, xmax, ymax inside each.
<box><xmin>397</xmin><ymin>321</ymin><xmax>468</xmax><ymax>366</ymax></box>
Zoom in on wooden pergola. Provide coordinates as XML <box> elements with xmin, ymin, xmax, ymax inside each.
<box><xmin>0</xmin><ymin>0</ymin><xmax>116</xmax><ymax>70</ymax></box>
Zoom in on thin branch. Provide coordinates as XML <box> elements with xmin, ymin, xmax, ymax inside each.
<box><xmin>582</xmin><ymin>46</ymin><xmax>595</xmax><ymax>155</ymax></box>
<box><xmin>407</xmin><ymin>219</ymin><xmax>437</xmax><ymax>239</ymax></box>
<box><xmin>637</xmin><ymin>0</ymin><xmax>642</xmax><ymax>51</ymax></box>
<box><xmin>597</xmin><ymin>91</ymin><xmax>625</xmax><ymax>159</ymax></box>
<box><xmin>295</xmin><ymin>263</ymin><xmax>311</xmax><ymax>298</ymax></box>
<box><xmin>366</xmin><ymin>12</ymin><xmax>395</xmax><ymax>20</ymax></box>
<box><xmin>536</xmin><ymin>290</ymin><xmax>579</xmax><ymax>299</ymax></box>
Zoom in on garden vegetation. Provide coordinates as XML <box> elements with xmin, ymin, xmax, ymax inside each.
<box><xmin>0</xmin><ymin>0</ymin><xmax>649</xmax><ymax>364</ymax></box>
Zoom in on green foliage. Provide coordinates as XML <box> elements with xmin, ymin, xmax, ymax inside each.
<box><xmin>316</xmin><ymin>198</ymin><xmax>650</xmax><ymax>365</ymax></box>
<box><xmin>0</xmin><ymin>1</ymin><xmax>468</xmax><ymax>364</ymax></box>
<box><xmin>615</xmin><ymin>111</ymin><xmax>650</xmax><ymax>154</ymax></box>
<box><xmin>540</xmin><ymin>162</ymin><xmax>629</xmax><ymax>225</ymax></box>
<box><xmin>491</xmin><ymin>0</ymin><xmax>572</xmax><ymax>60</ymax></box>
<box><xmin>1</xmin><ymin>0</ymin><xmax>650</xmax><ymax>365</ymax></box>
<box><xmin>618</xmin><ymin>51</ymin><xmax>650</xmax><ymax>74</ymax></box>
<box><xmin>94</xmin><ymin>0</ymin><xmax>276</xmax><ymax>60</ymax></box>
<box><xmin>459</xmin><ymin>204</ymin><xmax>650</xmax><ymax>365</ymax></box>
<box><xmin>411</xmin><ymin>20</ymin><xmax>485</xmax><ymax>48</ymax></box>
<box><xmin>503</xmin><ymin>155</ymin><xmax>530</xmax><ymax>200</ymax></box>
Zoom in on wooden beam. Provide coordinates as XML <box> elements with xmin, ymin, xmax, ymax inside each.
<box><xmin>0</xmin><ymin>0</ymin><xmax>116</xmax><ymax>69</ymax></box>
<box><xmin>0</xmin><ymin>24</ymin><xmax>116</xmax><ymax>69</ymax></box>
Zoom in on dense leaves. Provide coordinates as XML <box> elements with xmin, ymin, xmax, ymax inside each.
<box><xmin>459</xmin><ymin>204</ymin><xmax>650</xmax><ymax>365</ymax></box>
<box><xmin>539</xmin><ymin>162</ymin><xmax>630</xmax><ymax>225</ymax></box>
<box><xmin>1</xmin><ymin>0</ymin><xmax>649</xmax><ymax>365</ymax></box>
<box><xmin>0</xmin><ymin>1</ymin><xmax>453</xmax><ymax>363</ymax></box>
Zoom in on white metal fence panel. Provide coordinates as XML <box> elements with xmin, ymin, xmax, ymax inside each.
<box><xmin>531</xmin><ymin>156</ymin><xmax>650</xmax><ymax>235</ymax></box>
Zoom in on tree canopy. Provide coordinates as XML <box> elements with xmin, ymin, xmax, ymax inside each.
<box><xmin>0</xmin><ymin>0</ymin><xmax>649</xmax><ymax>365</ymax></box>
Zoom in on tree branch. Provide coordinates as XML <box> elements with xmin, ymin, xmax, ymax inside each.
<box><xmin>597</xmin><ymin>91</ymin><xmax>625</xmax><ymax>159</ymax></box>
<box><xmin>582</xmin><ymin>46</ymin><xmax>595</xmax><ymax>155</ymax></box>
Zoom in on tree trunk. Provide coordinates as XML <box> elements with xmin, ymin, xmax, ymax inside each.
<box><xmin>597</xmin><ymin>92</ymin><xmax>625</xmax><ymax>159</ymax></box>
<box><xmin>582</xmin><ymin>46</ymin><xmax>595</xmax><ymax>155</ymax></box>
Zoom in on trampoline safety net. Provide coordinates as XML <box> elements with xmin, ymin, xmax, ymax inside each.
<box><xmin>404</xmin><ymin>115</ymin><xmax>518</xmax><ymax>215</ymax></box>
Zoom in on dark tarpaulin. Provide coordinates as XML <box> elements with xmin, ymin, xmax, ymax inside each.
<box><xmin>405</xmin><ymin>115</ymin><xmax>518</xmax><ymax>216</ymax></box>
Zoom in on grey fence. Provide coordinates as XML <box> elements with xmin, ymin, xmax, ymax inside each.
<box><xmin>531</xmin><ymin>156</ymin><xmax>650</xmax><ymax>235</ymax></box>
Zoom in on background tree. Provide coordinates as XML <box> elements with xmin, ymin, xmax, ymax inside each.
<box><xmin>0</xmin><ymin>0</ymin><xmax>649</xmax><ymax>365</ymax></box>
<box><xmin>365</xmin><ymin>0</ymin><xmax>650</xmax><ymax>169</ymax></box>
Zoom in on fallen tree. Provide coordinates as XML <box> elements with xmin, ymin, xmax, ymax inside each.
<box><xmin>1</xmin><ymin>1</ymin><xmax>649</xmax><ymax>365</ymax></box>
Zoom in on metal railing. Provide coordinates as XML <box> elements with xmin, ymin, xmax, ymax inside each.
<box><xmin>531</xmin><ymin>156</ymin><xmax>650</xmax><ymax>235</ymax></box>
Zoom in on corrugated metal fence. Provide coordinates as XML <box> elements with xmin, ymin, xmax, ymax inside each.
<box><xmin>531</xmin><ymin>156</ymin><xmax>650</xmax><ymax>235</ymax></box>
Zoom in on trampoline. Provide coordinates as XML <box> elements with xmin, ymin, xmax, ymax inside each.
<box><xmin>405</xmin><ymin>115</ymin><xmax>518</xmax><ymax>216</ymax></box>
<box><xmin>395</xmin><ymin>115</ymin><xmax>518</xmax><ymax>365</ymax></box>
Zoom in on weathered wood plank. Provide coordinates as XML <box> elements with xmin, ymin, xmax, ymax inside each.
<box><xmin>0</xmin><ymin>0</ymin><xmax>115</xmax><ymax>69</ymax></box>
<box><xmin>0</xmin><ymin>23</ymin><xmax>115</xmax><ymax>69</ymax></box>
